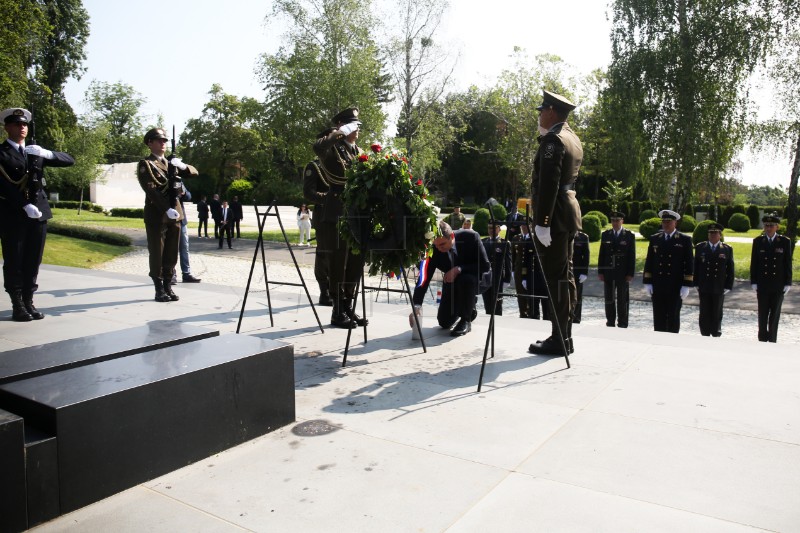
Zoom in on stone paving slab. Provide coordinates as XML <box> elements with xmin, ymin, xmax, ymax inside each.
<box><xmin>2</xmin><ymin>266</ymin><xmax>795</xmax><ymax>532</ymax></box>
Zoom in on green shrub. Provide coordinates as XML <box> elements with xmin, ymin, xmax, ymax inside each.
<box><xmin>692</xmin><ymin>219</ymin><xmax>725</xmax><ymax>245</ymax></box>
<box><xmin>581</xmin><ymin>215</ymin><xmax>602</xmax><ymax>242</ymax></box>
<box><xmin>472</xmin><ymin>208</ymin><xmax>490</xmax><ymax>235</ymax></box>
<box><xmin>639</xmin><ymin>209</ymin><xmax>657</xmax><ymax>223</ymax></box>
<box><xmin>109</xmin><ymin>207</ymin><xmax>144</xmax><ymax>218</ymax></box>
<box><xmin>227</xmin><ymin>179</ymin><xmax>254</xmax><ymax>203</ymax></box>
<box><xmin>627</xmin><ymin>201</ymin><xmax>640</xmax><ymax>223</ymax></box>
<box><xmin>684</xmin><ymin>203</ymin><xmax>694</xmax><ymax>217</ymax></box>
<box><xmin>639</xmin><ymin>217</ymin><xmax>662</xmax><ymax>239</ymax></box>
<box><xmin>585</xmin><ymin>210</ymin><xmax>608</xmax><ymax>228</ymax></box>
<box><xmin>490</xmin><ymin>203</ymin><xmax>507</xmax><ymax>222</ymax></box>
<box><xmin>720</xmin><ymin>204</ymin><xmax>746</xmax><ymax>226</ymax></box>
<box><xmin>746</xmin><ymin>204</ymin><xmax>760</xmax><ymax>228</ymax></box>
<box><xmin>728</xmin><ymin>212</ymin><xmax>751</xmax><ymax>232</ymax></box>
<box><xmin>49</xmin><ymin>200</ymin><xmax>103</xmax><ymax>213</ymax></box>
<box><xmin>48</xmin><ymin>221</ymin><xmax>132</xmax><ymax>246</ymax></box>
<box><xmin>678</xmin><ymin>214</ymin><xmax>696</xmax><ymax>232</ymax></box>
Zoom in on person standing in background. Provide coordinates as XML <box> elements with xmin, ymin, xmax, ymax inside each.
<box><xmin>297</xmin><ymin>204</ymin><xmax>312</xmax><ymax>245</ymax></box>
<box><xmin>230</xmin><ymin>195</ymin><xmax>243</xmax><ymax>239</ymax></box>
<box><xmin>598</xmin><ymin>211</ymin><xmax>635</xmax><ymax>327</ymax></box>
<box><xmin>571</xmin><ymin>230</ymin><xmax>590</xmax><ymax>323</ymax></box>
<box><xmin>750</xmin><ymin>213</ymin><xmax>792</xmax><ymax>342</ymax></box>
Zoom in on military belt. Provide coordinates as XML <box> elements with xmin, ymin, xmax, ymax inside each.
<box><xmin>559</xmin><ymin>184</ymin><xmax>575</xmax><ymax>192</ymax></box>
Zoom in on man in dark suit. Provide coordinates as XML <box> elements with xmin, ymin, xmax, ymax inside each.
<box><xmin>598</xmin><ymin>211</ymin><xmax>635</xmax><ymax>327</ymax></box>
<box><xmin>230</xmin><ymin>195</ymin><xmax>243</xmax><ymax>238</ymax></box>
<box><xmin>572</xmin><ymin>230</ymin><xmax>590</xmax><ymax>323</ymax></box>
<box><xmin>505</xmin><ymin>207</ymin><xmax>524</xmax><ymax>242</ymax></box>
<box><xmin>209</xmin><ymin>194</ymin><xmax>222</xmax><ymax>239</ymax></box>
<box><xmin>481</xmin><ymin>221</ymin><xmax>511</xmax><ymax>315</ymax></box>
<box><xmin>529</xmin><ymin>90</ymin><xmax>583</xmax><ymax>356</ymax></box>
<box><xmin>643</xmin><ymin>209</ymin><xmax>694</xmax><ymax>333</ymax></box>
<box><xmin>196</xmin><ymin>195</ymin><xmax>209</xmax><ymax>237</ymax></box>
<box><xmin>218</xmin><ymin>200</ymin><xmax>234</xmax><ymax>249</ymax></box>
<box><xmin>313</xmin><ymin>107</ymin><xmax>367</xmax><ymax>328</ymax></box>
<box><xmin>413</xmin><ymin>221</ymin><xmax>491</xmax><ymax>336</ymax></box>
<box><xmin>0</xmin><ymin>108</ymin><xmax>74</xmax><ymax>321</ymax></box>
<box><xmin>694</xmin><ymin>223</ymin><xmax>733</xmax><ymax>337</ymax></box>
<box><xmin>750</xmin><ymin>213</ymin><xmax>792</xmax><ymax>342</ymax></box>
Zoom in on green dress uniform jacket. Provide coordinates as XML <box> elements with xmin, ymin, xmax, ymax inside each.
<box><xmin>446</xmin><ymin>211</ymin><xmax>465</xmax><ymax>230</ymax></box>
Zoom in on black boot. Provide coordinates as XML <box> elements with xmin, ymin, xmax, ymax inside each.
<box><xmin>344</xmin><ymin>299</ymin><xmax>368</xmax><ymax>326</ymax></box>
<box><xmin>153</xmin><ymin>278</ymin><xmax>171</xmax><ymax>302</ymax></box>
<box><xmin>163</xmin><ymin>278</ymin><xmax>179</xmax><ymax>301</ymax></box>
<box><xmin>23</xmin><ymin>293</ymin><xmax>44</xmax><ymax>320</ymax></box>
<box><xmin>318</xmin><ymin>287</ymin><xmax>333</xmax><ymax>306</ymax></box>
<box><xmin>10</xmin><ymin>290</ymin><xmax>32</xmax><ymax>322</ymax></box>
<box><xmin>330</xmin><ymin>299</ymin><xmax>356</xmax><ymax>329</ymax></box>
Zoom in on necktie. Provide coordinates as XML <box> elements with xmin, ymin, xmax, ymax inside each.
<box><xmin>18</xmin><ymin>145</ymin><xmax>25</xmax><ymax>157</ymax></box>
<box><xmin>665</xmin><ymin>234</ymin><xmax>670</xmax><ymax>242</ymax></box>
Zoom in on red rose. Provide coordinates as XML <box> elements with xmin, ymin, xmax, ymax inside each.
<box><xmin>358</xmin><ymin>153</ymin><xmax>369</xmax><ymax>162</ymax></box>
<box><xmin>416</xmin><ymin>179</ymin><xmax>422</xmax><ymax>186</ymax></box>
<box><xmin>370</xmin><ymin>143</ymin><xmax>382</xmax><ymax>153</ymax></box>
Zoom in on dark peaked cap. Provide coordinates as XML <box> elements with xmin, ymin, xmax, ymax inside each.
<box><xmin>536</xmin><ymin>90</ymin><xmax>576</xmax><ymax>112</ymax></box>
<box><xmin>332</xmin><ymin>107</ymin><xmax>361</xmax><ymax>125</ymax></box>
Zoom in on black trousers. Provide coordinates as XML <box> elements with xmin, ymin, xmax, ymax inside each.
<box><xmin>437</xmin><ymin>273</ymin><xmax>478</xmax><ymax>327</ymax></box>
<box><xmin>315</xmin><ymin>223</ymin><xmax>362</xmax><ymax>301</ymax></box>
<box><xmin>1</xmin><ymin>219</ymin><xmax>47</xmax><ymax>295</ymax></box>
<box><xmin>218</xmin><ymin>222</ymin><xmax>233</xmax><ymax>248</ymax></box>
<box><xmin>756</xmin><ymin>290</ymin><xmax>784</xmax><ymax>342</ymax></box>
<box><xmin>314</xmin><ymin>245</ymin><xmax>330</xmax><ymax>295</ymax></box>
<box><xmin>213</xmin><ymin>218</ymin><xmax>221</xmax><ymax>239</ymax></box>
<box><xmin>603</xmin><ymin>280</ymin><xmax>629</xmax><ymax>327</ymax></box>
<box><xmin>482</xmin><ymin>282</ymin><xmax>504</xmax><ymax>315</ymax></box>
<box><xmin>198</xmin><ymin>217</ymin><xmax>208</xmax><ymax>237</ymax></box>
<box><xmin>651</xmin><ymin>290</ymin><xmax>682</xmax><ymax>333</ymax></box>
<box><xmin>234</xmin><ymin>219</ymin><xmax>241</xmax><ymax>238</ymax></box>
<box><xmin>698</xmin><ymin>291</ymin><xmax>725</xmax><ymax>337</ymax></box>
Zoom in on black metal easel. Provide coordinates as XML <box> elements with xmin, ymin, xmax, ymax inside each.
<box><xmin>341</xmin><ymin>264</ymin><xmax>427</xmax><ymax>367</ymax></box>
<box><xmin>476</xmin><ymin>208</ymin><xmax>570</xmax><ymax>392</ymax></box>
<box><xmin>236</xmin><ymin>200</ymin><xmax>324</xmax><ymax>334</ymax></box>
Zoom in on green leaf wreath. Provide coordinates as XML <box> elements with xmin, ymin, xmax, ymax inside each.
<box><xmin>339</xmin><ymin>143</ymin><xmax>439</xmax><ymax>276</ymax></box>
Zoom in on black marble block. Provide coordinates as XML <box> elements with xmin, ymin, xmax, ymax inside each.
<box><xmin>0</xmin><ymin>409</ymin><xmax>26</xmax><ymax>533</ymax></box>
<box><xmin>0</xmin><ymin>320</ymin><xmax>219</xmax><ymax>385</ymax></box>
<box><xmin>0</xmin><ymin>334</ymin><xmax>295</xmax><ymax>513</ymax></box>
<box><xmin>24</xmin><ymin>426</ymin><xmax>59</xmax><ymax>528</ymax></box>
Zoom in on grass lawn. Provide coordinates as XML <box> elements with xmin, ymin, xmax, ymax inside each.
<box><xmin>51</xmin><ymin>208</ymin><xmax>145</xmax><ymax>230</ymax></box>
<box><xmin>41</xmin><ymin>234</ymin><xmax>132</xmax><ymax>268</ymax></box>
<box><xmin>240</xmin><ymin>229</ymin><xmax>315</xmax><ymax>243</ymax></box>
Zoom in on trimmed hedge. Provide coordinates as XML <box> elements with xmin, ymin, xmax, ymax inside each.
<box><xmin>639</xmin><ymin>209</ymin><xmax>657</xmax><ymax>223</ymax></box>
<box><xmin>581</xmin><ymin>215</ymin><xmax>602</xmax><ymax>242</ymax></box>
<box><xmin>692</xmin><ymin>219</ymin><xmax>725</xmax><ymax>245</ymax></box>
<box><xmin>678</xmin><ymin>214</ymin><xmax>697</xmax><ymax>233</ymax></box>
<box><xmin>49</xmin><ymin>200</ymin><xmax>104</xmax><ymax>213</ymax></box>
<box><xmin>48</xmin><ymin>221</ymin><xmax>132</xmax><ymax>246</ymax></box>
<box><xmin>746</xmin><ymin>204</ymin><xmax>760</xmax><ymax>228</ymax></box>
<box><xmin>473</xmin><ymin>208</ymin><xmax>490</xmax><ymax>235</ymax></box>
<box><xmin>109</xmin><ymin>207</ymin><xmax>144</xmax><ymax>218</ymax></box>
<box><xmin>585</xmin><ymin>210</ymin><xmax>608</xmax><ymax>228</ymax></box>
<box><xmin>639</xmin><ymin>217</ymin><xmax>662</xmax><ymax>239</ymax></box>
<box><xmin>728</xmin><ymin>212</ymin><xmax>751</xmax><ymax>232</ymax></box>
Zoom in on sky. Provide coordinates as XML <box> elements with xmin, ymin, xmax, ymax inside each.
<box><xmin>63</xmin><ymin>0</ymin><xmax>793</xmax><ymax>188</ymax></box>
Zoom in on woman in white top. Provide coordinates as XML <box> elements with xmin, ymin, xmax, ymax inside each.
<box><xmin>297</xmin><ymin>204</ymin><xmax>312</xmax><ymax>245</ymax></box>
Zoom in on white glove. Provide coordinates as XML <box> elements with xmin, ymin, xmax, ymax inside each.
<box><xmin>784</xmin><ymin>285</ymin><xmax>791</xmax><ymax>294</ymax></box>
<box><xmin>723</xmin><ymin>289</ymin><xmax>730</xmax><ymax>295</ymax></box>
<box><xmin>751</xmin><ymin>284</ymin><xmax>758</xmax><ymax>291</ymax></box>
<box><xmin>166</xmin><ymin>208</ymin><xmax>180</xmax><ymax>220</ymax></box>
<box><xmin>23</xmin><ymin>203</ymin><xmax>42</xmax><ymax>219</ymax></box>
<box><xmin>645</xmin><ymin>284</ymin><xmax>653</xmax><ymax>296</ymax></box>
<box><xmin>578</xmin><ymin>274</ymin><xmax>587</xmax><ymax>284</ymax></box>
<box><xmin>169</xmin><ymin>157</ymin><xmax>188</xmax><ymax>170</ymax></box>
<box><xmin>679</xmin><ymin>286</ymin><xmax>689</xmax><ymax>300</ymax></box>
<box><xmin>534</xmin><ymin>225</ymin><xmax>552</xmax><ymax>247</ymax></box>
<box><xmin>522</xmin><ymin>280</ymin><xmax>527</xmax><ymax>290</ymax></box>
<box><xmin>24</xmin><ymin>145</ymin><xmax>53</xmax><ymax>159</ymax></box>
<box><xmin>339</xmin><ymin>122</ymin><xmax>359</xmax><ymax>136</ymax></box>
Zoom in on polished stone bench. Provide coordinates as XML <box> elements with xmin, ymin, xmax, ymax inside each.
<box><xmin>0</xmin><ymin>330</ymin><xmax>295</xmax><ymax>527</ymax></box>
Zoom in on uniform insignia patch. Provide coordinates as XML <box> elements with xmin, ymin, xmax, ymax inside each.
<box><xmin>305</xmin><ymin>169</ymin><xmax>312</xmax><ymax>176</ymax></box>
<box><xmin>544</xmin><ymin>143</ymin><xmax>555</xmax><ymax>159</ymax></box>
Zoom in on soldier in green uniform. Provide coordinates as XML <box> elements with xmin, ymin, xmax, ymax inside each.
<box><xmin>312</xmin><ymin>107</ymin><xmax>367</xmax><ymax>328</ymax></box>
<box><xmin>750</xmin><ymin>213</ymin><xmax>792</xmax><ymax>342</ymax></box>
<box><xmin>572</xmin><ymin>230</ymin><xmax>590</xmax><ymax>323</ymax></box>
<box><xmin>693</xmin><ymin>223</ymin><xmax>734</xmax><ymax>337</ymax></box>
<box><xmin>528</xmin><ymin>90</ymin><xmax>583</xmax><ymax>356</ymax></box>
<box><xmin>303</xmin><ymin>158</ymin><xmax>332</xmax><ymax>306</ymax></box>
<box><xmin>446</xmin><ymin>204</ymin><xmax>466</xmax><ymax>230</ymax></box>
<box><xmin>643</xmin><ymin>210</ymin><xmax>694</xmax><ymax>333</ymax></box>
<box><xmin>137</xmin><ymin>128</ymin><xmax>198</xmax><ymax>303</ymax></box>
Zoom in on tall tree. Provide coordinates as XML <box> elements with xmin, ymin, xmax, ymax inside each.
<box><xmin>83</xmin><ymin>80</ymin><xmax>149</xmax><ymax>163</ymax></box>
<box><xmin>0</xmin><ymin>0</ymin><xmax>47</xmax><ymax>109</ymax></box>
<box><xmin>257</xmin><ymin>0</ymin><xmax>390</xmax><ymax>166</ymax></box>
<box><xmin>386</xmin><ymin>0</ymin><xmax>456</xmax><ymax>159</ymax></box>
<box><xmin>606</xmin><ymin>0</ymin><xmax>795</xmax><ymax>213</ymax></box>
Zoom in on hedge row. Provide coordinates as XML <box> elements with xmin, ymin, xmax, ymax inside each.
<box><xmin>109</xmin><ymin>208</ymin><xmax>144</xmax><ymax>218</ymax></box>
<box><xmin>48</xmin><ymin>200</ymin><xmax>104</xmax><ymax>213</ymax></box>
<box><xmin>48</xmin><ymin>221</ymin><xmax>132</xmax><ymax>247</ymax></box>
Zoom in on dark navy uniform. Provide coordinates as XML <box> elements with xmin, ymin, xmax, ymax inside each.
<box><xmin>572</xmin><ymin>231</ymin><xmax>590</xmax><ymax>323</ymax></box>
<box><xmin>750</xmin><ymin>232</ymin><xmax>792</xmax><ymax>342</ymax></box>
<box><xmin>693</xmin><ymin>240</ymin><xmax>734</xmax><ymax>336</ymax></box>
<box><xmin>481</xmin><ymin>235</ymin><xmax>511</xmax><ymax>315</ymax></box>
<box><xmin>598</xmin><ymin>227</ymin><xmax>635</xmax><ymax>327</ymax></box>
<box><xmin>643</xmin><ymin>230</ymin><xmax>694</xmax><ymax>333</ymax></box>
<box><xmin>512</xmin><ymin>231</ymin><xmax>534</xmax><ymax>317</ymax></box>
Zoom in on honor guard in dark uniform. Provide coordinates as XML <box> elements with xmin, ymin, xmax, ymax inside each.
<box><xmin>0</xmin><ymin>108</ymin><xmax>74</xmax><ymax>321</ymax></box>
<box><xmin>750</xmin><ymin>213</ymin><xmax>792</xmax><ymax>342</ymax></box>
<box><xmin>137</xmin><ymin>128</ymin><xmax>198</xmax><ymax>303</ymax></box>
<box><xmin>528</xmin><ymin>90</ymin><xmax>583</xmax><ymax>356</ymax></box>
<box><xmin>512</xmin><ymin>223</ymin><xmax>534</xmax><ymax>317</ymax></box>
<box><xmin>597</xmin><ymin>211</ymin><xmax>635</xmax><ymax>327</ymax></box>
<box><xmin>572</xmin><ymin>230</ymin><xmax>590</xmax><ymax>323</ymax></box>
<box><xmin>693</xmin><ymin>223</ymin><xmax>734</xmax><ymax>337</ymax></box>
<box><xmin>481</xmin><ymin>221</ymin><xmax>511</xmax><ymax>315</ymax></box>
<box><xmin>643</xmin><ymin>209</ymin><xmax>694</xmax><ymax>333</ymax></box>
<box><xmin>312</xmin><ymin>107</ymin><xmax>367</xmax><ymax>328</ymax></box>
<box><xmin>303</xmin><ymin>158</ymin><xmax>332</xmax><ymax>306</ymax></box>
